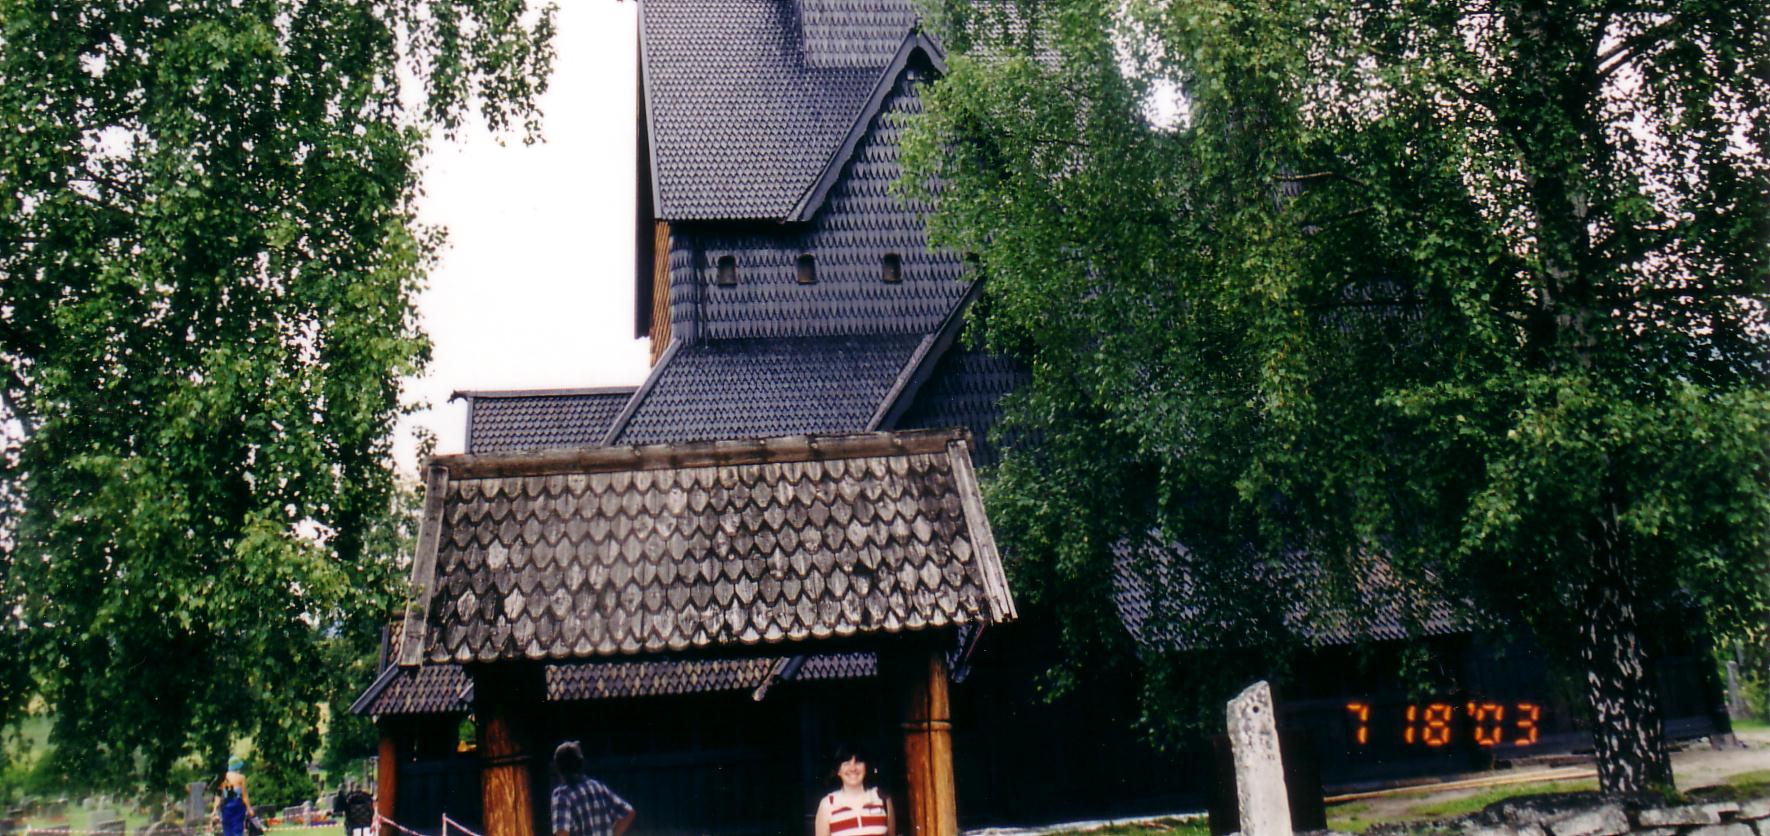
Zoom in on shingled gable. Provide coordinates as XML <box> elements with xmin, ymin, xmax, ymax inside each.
<box><xmin>641</xmin><ymin>0</ymin><xmax>918</xmax><ymax>222</ymax></box>
<box><xmin>399</xmin><ymin>429</ymin><xmax>1015</xmax><ymax>667</ymax></box>
<box><xmin>787</xmin><ymin>29</ymin><xmax>946</xmax><ymax>222</ymax></box>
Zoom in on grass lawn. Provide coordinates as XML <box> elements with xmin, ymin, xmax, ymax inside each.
<box><xmin>20</xmin><ymin>814</ymin><xmax>346</xmax><ymax>835</ymax></box>
<box><xmin>1682</xmin><ymin>769</ymin><xmax>1770</xmax><ymax>803</ymax></box>
<box><xmin>1043</xmin><ymin>816</ymin><xmax>1210</xmax><ymax>835</ymax></box>
<box><xmin>1327</xmin><ymin>781</ymin><xmax>1599</xmax><ymax>833</ymax></box>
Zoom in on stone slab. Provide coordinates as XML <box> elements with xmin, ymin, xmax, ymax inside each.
<box><xmin>1548</xmin><ymin>804</ymin><xmax>1628</xmax><ymax>836</ymax></box>
<box><xmin>1636</xmin><ymin>804</ymin><xmax>1734</xmax><ymax>827</ymax></box>
<box><xmin>1688</xmin><ymin>824</ymin><xmax>1756</xmax><ymax>836</ymax></box>
<box><xmin>1737</xmin><ymin>799</ymin><xmax>1770</xmax><ymax>821</ymax></box>
<box><xmin>1467</xmin><ymin>826</ymin><xmax>1545</xmax><ymax>836</ymax></box>
<box><xmin>1227</xmin><ymin>681</ymin><xmax>1292</xmax><ymax>836</ymax></box>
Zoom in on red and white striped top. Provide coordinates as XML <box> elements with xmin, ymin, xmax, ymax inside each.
<box><xmin>827</xmin><ymin>788</ymin><xmax>889</xmax><ymax>836</ymax></box>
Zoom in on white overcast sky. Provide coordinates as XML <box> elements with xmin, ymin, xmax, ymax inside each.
<box><xmin>396</xmin><ymin>1</ymin><xmax>651</xmax><ymax>472</ymax></box>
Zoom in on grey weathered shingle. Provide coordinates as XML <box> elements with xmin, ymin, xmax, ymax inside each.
<box><xmin>402</xmin><ymin>430</ymin><xmax>1016</xmax><ymax>665</ymax></box>
<box><xmin>643</xmin><ymin>0</ymin><xmax>915</xmax><ymax>220</ymax></box>
<box><xmin>610</xmin><ymin>335</ymin><xmax>923</xmax><ymax>446</ymax></box>
<box><xmin>460</xmin><ymin>388</ymin><xmax>637</xmax><ymax>454</ymax></box>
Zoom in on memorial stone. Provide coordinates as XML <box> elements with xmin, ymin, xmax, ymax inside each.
<box><xmin>185</xmin><ymin>782</ymin><xmax>207</xmax><ymax>828</ymax></box>
<box><xmin>90</xmin><ymin>802</ymin><xmax>123</xmax><ymax>834</ymax></box>
<box><xmin>1227</xmin><ymin>681</ymin><xmax>1292</xmax><ymax>836</ymax></box>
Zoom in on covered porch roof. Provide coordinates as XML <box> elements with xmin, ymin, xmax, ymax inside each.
<box><xmin>398</xmin><ymin>428</ymin><xmax>1017</xmax><ymax>668</ymax></box>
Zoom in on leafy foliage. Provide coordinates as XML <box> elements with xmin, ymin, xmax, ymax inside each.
<box><xmin>904</xmin><ymin>0</ymin><xmax>1768</xmax><ymax>793</ymax></box>
<box><xmin>0</xmin><ymin>0</ymin><xmax>554</xmax><ymax>795</ymax></box>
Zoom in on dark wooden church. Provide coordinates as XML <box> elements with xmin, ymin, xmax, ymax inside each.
<box><xmin>352</xmin><ymin>0</ymin><xmax>1731</xmax><ymax>833</ymax></box>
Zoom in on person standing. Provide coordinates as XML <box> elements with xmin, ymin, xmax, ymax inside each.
<box><xmin>813</xmin><ymin>744</ymin><xmax>895</xmax><ymax>836</ymax></box>
<box><xmin>209</xmin><ymin>756</ymin><xmax>251</xmax><ymax>836</ymax></box>
<box><xmin>331</xmin><ymin>778</ymin><xmax>375</xmax><ymax>836</ymax></box>
<box><xmin>550</xmin><ymin>741</ymin><xmax>635</xmax><ymax>836</ymax></box>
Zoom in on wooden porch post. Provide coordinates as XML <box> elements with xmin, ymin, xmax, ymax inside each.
<box><xmin>898</xmin><ymin>650</ymin><xmax>958</xmax><ymax>836</ymax></box>
<box><xmin>375</xmin><ymin>726</ymin><xmax>398</xmax><ymax>823</ymax></box>
<box><xmin>476</xmin><ymin>664</ymin><xmax>544</xmax><ymax>836</ymax></box>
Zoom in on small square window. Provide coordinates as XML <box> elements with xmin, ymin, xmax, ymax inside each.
<box><xmin>882</xmin><ymin>253</ymin><xmax>903</xmax><ymax>283</ymax></box>
<box><xmin>715</xmin><ymin>255</ymin><xmax>738</xmax><ymax>286</ymax></box>
<box><xmin>796</xmin><ymin>253</ymin><xmax>817</xmax><ymax>284</ymax></box>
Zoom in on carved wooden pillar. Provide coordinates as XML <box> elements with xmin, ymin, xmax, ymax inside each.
<box><xmin>476</xmin><ymin>664</ymin><xmax>544</xmax><ymax>836</ymax></box>
<box><xmin>897</xmin><ymin>650</ymin><xmax>958</xmax><ymax>836</ymax></box>
<box><xmin>375</xmin><ymin>727</ymin><xmax>398</xmax><ymax>823</ymax></box>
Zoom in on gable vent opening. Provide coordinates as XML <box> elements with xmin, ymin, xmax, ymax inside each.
<box><xmin>715</xmin><ymin>255</ymin><xmax>738</xmax><ymax>286</ymax></box>
<box><xmin>882</xmin><ymin>253</ymin><xmax>903</xmax><ymax>283</ymax></box>
<box><xmin>796</xmin><ymin>253</ymin><xmax>817</xmax><ymax>284</ymax></box>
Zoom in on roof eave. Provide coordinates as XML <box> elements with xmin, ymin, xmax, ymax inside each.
<box><xmin>347</xmin><ymin>664</ymin><xmax>405</xmax><ymax>717</ymax></box>
<box><xmin>601</xmin><ymin>337</ymin><xmax>682</xmax><ymax>446</ymax></box>
<box><xmin>450</xmin><ymin>386</ymin><xmax>640</xmax><ymax>400</ymax></box>
<box><xmin>638</xmin><ymin>11</ymin><xmax>664</xmax><ymax>219</ymax></box>
<box><xmin>868</xmin><ymin>276</ymin><xmax>984</xmax><ymax>431</ymax></box>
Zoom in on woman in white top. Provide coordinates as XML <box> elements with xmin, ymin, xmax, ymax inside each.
<box><xmin>814</xmin><ymin>744</ymin><xmax>895</xmax><ymax>836</ymax></box>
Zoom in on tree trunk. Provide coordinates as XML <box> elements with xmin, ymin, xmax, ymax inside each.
<box><xmin>1579</xmin><ymin>573</ymin><xmax>1673</xmax><ymax>795</ymax></box>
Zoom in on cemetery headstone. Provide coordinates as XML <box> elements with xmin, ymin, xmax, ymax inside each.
<box><xmin>185</xmin><ymin>781</ymin><xmax>207</xmax><ymax>828</ymax></box>
<box><xmin>90</xmin><ymin>800</ymin><xmax>123</xmax><ymax>834</ymax></box>
<box><xmin>1227</xmin><ymin>680</ymin><xmax>1293</xmax><ymax>836</ymax></box>
<box><xmin>1727</xmin><ymin>660</ymin><xmax>1749</xmax><ymax>719</ymax></box>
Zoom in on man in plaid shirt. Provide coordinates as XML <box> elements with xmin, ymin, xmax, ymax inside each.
<box><xmin>551</xmin><ymin>741</ymin><xmax>636</xmax><ymax>836</ymax></box>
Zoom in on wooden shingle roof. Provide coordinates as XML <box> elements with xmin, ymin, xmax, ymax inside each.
<box><xmin>352</xmin><ymin>651</ymin><xmax>879</xmax><ymax>716</ymax></box>
<box><xmin>1111</xmin><ymin>536</ymin><xmax>1464</xmax><ymax>649</ymax></box>
<box><xmin>605</xmin><ymin>335</ymin><xmax>923</xmax><ymax>446</ymax></box>
<box><xmin>642</xmin><ymin>0</ymin><xmax>902</xmax><ymax>219</ymax></box>
<box><xmin>401</xmin><ymin>429</ymin><xmax>1016</xmax><ymax>666</ymax></box>
<box><xmin>456</xmin><ymin>387</ymin><xmax>638</xmax><ymax>454</ymax></box>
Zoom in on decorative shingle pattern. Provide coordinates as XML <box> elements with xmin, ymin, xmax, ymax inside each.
<box><xmin>1112</xmin><ymin>537</ymin><xmax>1463</xmax><ymax>648</ymax></box>
<box><xmin>799</xmin><ymin>0</ymin><xmax>919</xmax><ymax>68</ymax></box>
<box><xmin>405</xmin><ymin>430</ymin><xmax>1015</xmax><ymax>665</ymax></box>
<box><xmin>894</xmin><ymin>349</ymin><xmax>1027</xmax><ymax>468</ymax></box>
<box><xmin>612</xmin><ymin>335</ymin><xmax>922</xmax><ymax>446</ymax></box>
<box><xmin>359</xmin><ymin>665</ymin><xmax>473</xmax><ymax>716</ymax></box>
<box><xmin>357</xmin><ymin>652</ymin><xmax>879</xmax><ymax>715</ymax></box>
<box><xmin>796</xmin><ymin>651</ymin><xmax>878</xmax><ymax>680</ymax></box>
<box><xmin>544</xmin><ymin>652</ymin><xmax>876</xmax><ymax>699</ymax></box>
<box><xmin>668</xmin><ymin>69</ymin><xmax>969</xmax><ymax>342</ymax></box>
<box><xmin>643</xmin><ymin>0</ymin><xmax>890</xmax><ymax>219</ymax></box>
<box><xmin>464</xmin><ymin>389</ymin><xmax>637</xmax><ymax>454</ymax></box>
<box><xmin>547</xmin><ymin>657</ymin><xmax>774</xmax><ymax>699</ymax></box>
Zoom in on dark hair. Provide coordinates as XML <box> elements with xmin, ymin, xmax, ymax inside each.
<box><xmin>834</xmin><ymin>742</ymin><xmax>871</xmax><ymax>765</ymax></box>
<box><xmin>554</xmin><ymin>741</ymin><xmax>585</xmax><ymax>778</ymax></box>
<box><xmin>831</xmin><ymin>742</ymin><xmax>876</xmax><ymax>785</ymax></box>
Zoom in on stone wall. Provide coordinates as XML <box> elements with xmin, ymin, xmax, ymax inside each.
<box><xmin>1456</xmin><ymin>797</ymin><xmax>1770</xmax><ymax>836</ymax></box>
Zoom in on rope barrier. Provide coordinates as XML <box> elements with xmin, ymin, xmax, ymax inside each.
<box><xmin>15</xmin><ymin>813</ymin><xmax>451</xmax><ymax>836</ymax></box>
<box><xmin>18</xmin><ymin>823</ymin><xmax>345</xmax><ymax>835</ymax></box>
<box><xmin>375</xmin><ymin>814</ymin><xmax>426</xmax><ymax>832</ymax></box>
<box><xmin>440</xmin><ymin>814</ymin><xmax>483</xmax><ymax>836</ymax></box>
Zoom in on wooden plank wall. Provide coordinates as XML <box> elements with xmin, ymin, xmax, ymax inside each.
<box><xmin>650</xmin><ymin>221</ymin><xmax>672</xmax><ymax>364</ymax></box>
